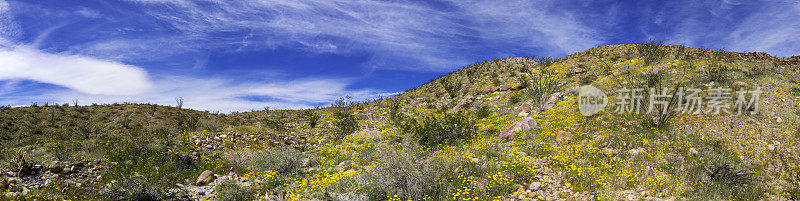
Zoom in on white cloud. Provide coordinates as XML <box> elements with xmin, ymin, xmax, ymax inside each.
<box><xmin>0</xmin><ymin>0</ymin><xmax>20</xmax><ymax>46</ymax></box>
<box><xmin>0</xmin><ymin>46</ymin><xmax>153</xmax><ymax>95</ymax></box>
<box><xmin>724</xmin><ymin>1</ymin><xmax>800</xmax><ymax>57</ymax></box>
<box><xmin>119</xmin><ymin>0</ymin><xmax>601</xmax><ymax>71</ymax></box>
<box><xmin>74</xmin><ymin>7</ymin><xmax>101</xmax><ymax>18</ymax></box>
<box><xmin>31</xmin><ymin>76</ymin><xmax>384</xmax><ymax>113</ymax></box>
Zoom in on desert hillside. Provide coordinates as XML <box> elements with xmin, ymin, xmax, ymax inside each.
<box><xmin>2</xmin><ymin>42</ymin><xmax>800</xmax><ymax>200</ymax></box>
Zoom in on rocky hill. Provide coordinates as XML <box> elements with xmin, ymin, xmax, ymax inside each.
<box><xmin>2</xmin><ymin>43</ymin><xmax>800</xmax><ymax>200</ymax></box>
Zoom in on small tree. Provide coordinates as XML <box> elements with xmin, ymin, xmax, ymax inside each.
<box><xmin>175</xmin><ymin>97</ymin><xmax>184</xmax><ymax>109</ymax></box>
<box><xmin>332</xmin><ymin>96</ymin><xmax>359</xmax><ymax>137</ymax></box>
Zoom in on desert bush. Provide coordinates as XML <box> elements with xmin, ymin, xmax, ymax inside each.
<box><xmin>508</xmin><ymin>92</ymin><xmax>522</xmax><ymax>105</ymax></box>
<box><xmin>439</xmin><ymin>76</ymin><xmax>462</xmax><ymax>98</ymax></box>
<box><xmin>103</xmin><ymin>175</ymin><xmax>167</xmax><ymax>201</ymax></box>
<box><xmin>215</xmin><ymin>179</ymin><xmax>255</xmax><ymax>201</ymax></box>
<box><xmin>474</xmin><ymin>105</ymin><xmax>492</xmax><ymax>119</ymax></box>
<box><xmin>637</xmin><ymin>39</ymin><xmax>667</xmax><ymax>66</ymax></box>
<box><xmin>361</xmin><ymin>143</ymin><xmax>453</xmax><ymax>200</ymax></box>
<box><xmin>400</xmin><ymin>112</ymin><xmax>476</xmax><ymax>148</ymax></box>
<box><xmin>525</xmin><ymin>56</ymin><xmax>560</xmax><ymax>109</ymax></box>
<box><xmin>303</xmin><ymin>110</ymin><xmax>320</xmax><ymax>128</ymax></box>
<box><xmin>388</xmin><ymin>100</ymin><xmax>405</xmax><ymax>126</ymax></box>
<box><xmin>44</xmin><ymin>141</ymin><xmax>79</xmax><ymax>161</ymax></box>
<box><xmin>332</xmin><ymin>97</ymin><xmax>359</xmax><ymax>137</ymax></box>
<box><xmin>247</xmin><ymin>147</ymin><xmax>304</xmax><ymax>175</ymax></box>
<box><xmin>198</xmin><ymin>118</ymin><xmax>225</xmax><ymax>131</ymax></box>
<box><xmin>103</xmin><ymin>131</ymin><xmax>207</xmax><ymax>199</ymax></box>
<box><xmin>704</xmin><ymin>60</ymin><xmax>732</xmax><ymax>82</ymax></box>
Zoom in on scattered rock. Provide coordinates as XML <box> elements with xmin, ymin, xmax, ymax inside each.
<box><xmin>337</xmin><ymin>160</ymin><xmax>354</xmax><ymax>171</ymax></box>
<box><xmin>556</xmin><ymin>131</ymin><xmax>573</xmax><ymax>142</ymax></box>
<box><xmin>528</xmin><ymin>181</ymin><xmax>542</xmax><ymax>191</ymax></box>
<box><xmin>337</xmin><ymin>193</ymin><xmax>367</xmax><ymax>201</ymax></box>
<box><xmin>48</xmin><ymin>164</ymin><xmax>63</xmax><ymax>173</ymax></box>
<box><xmin>61</xmin><ymin>166</ymin><xmax>72</xmax><ymax>174</ymax></box>
<box><xmin>602</xmin><ymin>148</ymin><xmax>618</xmax><ymax>155</ymax></box>
<box><xmin>514</xmin><ymin>103</ymin><xmax>532</xmax><ymax>115</ymax></box>
<box><xmin>732</xmin><ymin>81</ymin><xmax>748</xmax><ymax>89</ymax></box>
<box><xmin>628</xmin><ymin>148</ymin><xmax>645</xmax><ymax>156</ymax></box>
<box><xmin>480</xmin><ymin>86</ymin><xmax>500</xmax><ymax>94</ymax></box>
<box><xmin>196</xmin><ymin>170</ymin><xmax>216</xmax><ymax>186</ymax></box>
<box><xmin>500</xmin><ymin>84</ymin><xmax>524</xmax><ymax>91</ymax></box>
<box><xmin>451</xmin><ymin>96</ymin><xmax>474</xmax><ymax>111</ymax></box>
<box><xmin>574</xmin><ymin>67</ymin><xmax>586</xmax><ymax>74</ymax></box>
<box><xmin>500</xmin><ymin>117</ymin><xmax>537</xmax><ymax>139</ymax></box>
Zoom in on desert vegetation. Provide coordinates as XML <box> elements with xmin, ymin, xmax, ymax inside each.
<box><xmin>1</xmin><ymin>43</ymin><xmax>799</xmax><ymax>200</ymax></box>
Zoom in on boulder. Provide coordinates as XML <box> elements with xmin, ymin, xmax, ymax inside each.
<box><xmin>732</xmin><ymin>81</ymin><xmax>747</xmax><ymax>89</ymax></box>
<box><xmin>48</xmin><ymin>164</ymin><xmax>63</xmax><ymax>173</ymax></box>
<box><xmin>556</xmin><ymin>131</ymin><xmax>573</xmax><ymax>142</ymax></box>
<box><xmin>510</xmin><ymin>84</ymin><xmax>524</xmax><ymax>91</ymax></box>
<box><xmin>195</xmin><ymin>170</ymin><xmax>216</xmax><ymax>186</ymax></box>
<box><xmin>500</xmin><ymin>85</ymin><xmax>513</xmax><ymax>91</ymax></box>
<box><xmin>500</xmin><ymin>117</ymin><xmax>537</xmax><ymax>139</ymax></box>
<box><xmin>514</xmin><ymin>103</ymin><xmax>532</xmax><ymax>115</ymax></box>
<box><xmin>528</xmin><ymin>181</ymin><xmax>542</xmax><ymax>191</ymax></box>
<box><xmin>480</xmin><ymin>86</ymin><xmax>500</xmax><ymax>94</ymax></box>
<box><xmin>574</xmin><ymin>67</ymin><xmax>586</xmax><ymax>74</ymax></box>
<box><xmin>451</xmin><ymin>96</ymin><xmax>473</xmax><ymax>111</ymax></box>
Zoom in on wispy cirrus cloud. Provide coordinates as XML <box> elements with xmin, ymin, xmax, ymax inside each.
<box><xmin>112</xmin><ymin>0</ymin><xmax>602</xmax><ymax>71</ymax></box>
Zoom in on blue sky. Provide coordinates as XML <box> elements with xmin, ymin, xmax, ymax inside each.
<box><xmin>0</xmin><ymin>0</ymin><xmax>798</xmax><ymax>112</ymax></box>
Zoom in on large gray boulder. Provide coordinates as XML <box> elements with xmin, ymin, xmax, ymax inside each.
<box><xmin>195</xmin><ymin>170</ymin><xmax>216</xmax><ymax>186</ymax></box>
<box><xmin>500</xmin><ymin>117</ymin><xmax>537</xmax><ymax>139</ymax></box>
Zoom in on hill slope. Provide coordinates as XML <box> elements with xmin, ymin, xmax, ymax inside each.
<box><xmin>2</xmin><ymin>43</ymin><xmax>800</xmax><ymax>200</ymax></box>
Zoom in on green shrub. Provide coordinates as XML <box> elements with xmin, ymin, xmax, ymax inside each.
<box><xmin>388</xmin><ymin>101</ymin><xmax>405</xmax><ymax>126</ymax></box>
<box><xmin>525</xmin><ymin>56</ymin><xmax>560</xmax><ymax>109</ymax></box>
<box><xmin>198</xmin><ymin>118</ymin><xmax>225</xmax><ymax>131</ymax></box>
<box><xmin>362</xmin><ymin>143</ymin><xmax>453</xmax><ymax>200</ymax></box>
<box><xmin>637</xmin><ymin>39</ymin><xmax>667</xmax><ymax>66</ymax></box>
<box><xmin>102</xmin><ymin>131</ymin><xmax>205</xmax><ymax>199</ymax></box>
<box><xmin>303</xmin><ymin>110</ymin><xmax>320</xmax><ymax>128</ymax></box>
<box><xmin>508</xmin><ymin>92</ymin><xmax>522</xmax><ymax>105</ymax></box>
<box><xmin>215</xmin><ymin>179</ymin><xmax>255</xmax><ymax>201</ymax></box>
<box><xmin>439</xmin><ymin>77</ymin><xmax>462</xmax><ymax>98</ymax></box>
<box><xmin>332</xmin><ymin>97</ymin><xmax>359</xmax><ymax>137</ymax></box>
<box><xmin>246</xmin><ymin>147</ymin><xmax>305</xmax><ymax>175</ymax></box>
<box><xmin>704</xmin><ymin>61</ymin><xmax>731</xmax><ymax>82</ymax></box>
<box><xmin>474</xmin><ymin>105</ymin><xmax>492</xmax><ymax>119</ymax></box>
<box><xmin>400</xmin><ymin>112</ymin><xmax>476</xmax><ymax>148</ymax></box>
